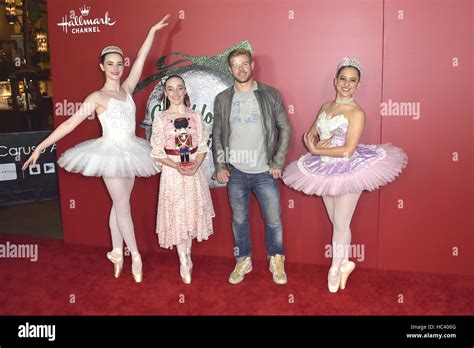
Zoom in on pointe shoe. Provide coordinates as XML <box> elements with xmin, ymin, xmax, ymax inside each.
<box><xmin>187</xmin><ymin>247</ymin><xmax>193</xmax><ymax>280</ymax></box>
<box><xmin>178</xmin><ymin>251</ymin><xmax>192</xmax><ymax>284</ymax></box>
<box><xmin>328</xmin><ymin>266</ymin><xmax>340</xmax><ymax>293</ymax></box>
<box><xmin>131</xmin><ymin>251</ymin><xmax>143</xmax><ymax>283</ymax></box>
<box><xmin>106</xmin><ymin>248</ymin><xmax>123</xmax><ymax>278</ymax></box>
<box><xmin>339</xmin><ymin>261</ymin><xmax>356</xmax><ymax>290</ymax></box>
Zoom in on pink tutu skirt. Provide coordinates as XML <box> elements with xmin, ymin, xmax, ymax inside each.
<box><xmin>282</xmin><ymin>143</ymin><xmax>407</xmax><ymax>196</ymax></box>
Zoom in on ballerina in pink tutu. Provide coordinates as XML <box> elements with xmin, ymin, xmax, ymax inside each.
<box><xmin>282</xmin><ymin>57</ymin><xmax>407</xmax><ymax>293</ymax></box>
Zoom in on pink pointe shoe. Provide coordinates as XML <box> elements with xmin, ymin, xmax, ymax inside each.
<box><xmin>178</xmin><ymin>248</ymin><xmax>193</xmax><ymax>284</ymax></box>
<box><xmin>106</xmin><ymin>248</ymin><xmax>123</xmax><ymax>278</ymax></box>
<box><xmin>131</xmin><ymin>251</ymin><xmax>143</xmax><ymax>283</ymax></box>
<box><xmin>328</xmin><ymin>266</ymin><xmax>341</xmax><ymax>293</ymax></box>
<box><xmin>339</xmin><ymin>261</ymin><xmax>356</xmax><ymax>290</ymax></box>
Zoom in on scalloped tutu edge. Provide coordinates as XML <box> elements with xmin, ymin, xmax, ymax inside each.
<box><xmin>282</xmin><ymin>143</ymin><xmax>407</xmax><ymax>196</ymax></box>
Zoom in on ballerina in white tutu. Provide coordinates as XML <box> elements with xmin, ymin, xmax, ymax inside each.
<box><xmin>22</xmin><ymin>14</ymin><xmax>170</xmax><ymax>283</ymax></box>
<box><xmin>282</xmin><ymin>58</ymin><xmax>407</xmax><ymax>293</ymax></box>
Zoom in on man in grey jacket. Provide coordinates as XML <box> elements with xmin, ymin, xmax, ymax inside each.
<box><xmin>212</xmin><ymin>48</ymin><xmax>292</xmax><ymax>285</ymax></box>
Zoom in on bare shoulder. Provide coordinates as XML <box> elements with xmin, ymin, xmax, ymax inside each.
<box><xmin>321</xmin><ymin>100</ymin><xmax>333</xmax><ymax>111</ymax></box>
<box><xmin>346</xmin><ymin>105</ymin><xmax>365</xmax><ymax>122</ymax></box>
<box><xmin>87</xmin><ymin>91</ymin><xmax>104</xmax><ymax>102</ymax></box>
<box><xmin>86</xmin><ymin>91</ymin><xmax>109</xmax><ymax>112</ymax></box>
<box><xmin>323</xmin><ymin>100</ymin><xmax>333</xmax><ymax>107</ymax></box>
<box><xmin>86</xmin><ymin>91</ymin><xmax>107</xmax><ymax>106</ymax></box>
<box><xmin>316</xmin><ymin>101</ymin><xmax>333</xmax><ymax>116</ymax></box>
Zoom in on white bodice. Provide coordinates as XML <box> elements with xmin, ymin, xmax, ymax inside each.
<box><xmin>98</xmin><ymin>93</ymin><xmax>136</xmax><ymax>140</ymax></box>
<box><xmin>316</xmin><ymin>111</ymin><xmax>350</xmax><ymax>163</ymax></box>
<box><xmin>316</xmin><ymin>111</ymin><xmax>349</xmax><ymax>141</ymax></box>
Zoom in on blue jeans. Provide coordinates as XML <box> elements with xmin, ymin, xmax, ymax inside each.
<box><xmin>227</xmin><ymin>165</ymin><xmax>285</xmax><ymax>259</ymax></box>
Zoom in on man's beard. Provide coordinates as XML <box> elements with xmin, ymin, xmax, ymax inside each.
<box><xmin>232</xmin><ymin>72</ymin><xmax>252</xmax><ymax>84</ymax></box>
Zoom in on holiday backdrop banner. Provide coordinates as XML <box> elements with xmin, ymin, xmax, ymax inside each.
<box><xmin>46</xmin><ymin>0</ymin><xmax>473</xmax><ymax>275</ymax></box>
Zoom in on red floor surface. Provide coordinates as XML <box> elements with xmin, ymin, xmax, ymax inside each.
<box><xmin>0</xmin><ymin>234</ymin><xmax>472</xmax><ymax>316</ymax></box>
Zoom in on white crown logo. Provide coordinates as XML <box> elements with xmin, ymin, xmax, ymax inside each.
<box><xmin>79</xmin><ymin>5</ymin><xmax>91</xmax><ymax>16</ymax></box>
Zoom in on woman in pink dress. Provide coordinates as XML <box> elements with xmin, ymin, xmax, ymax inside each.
<box><xmin>150</xmin><ymin>75</ymin><xmax>215</xmax><ymax>284</ymax></box>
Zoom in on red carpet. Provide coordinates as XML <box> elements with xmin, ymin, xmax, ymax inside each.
<box><xmin>0</xmin><ymin>234</ymin><xmax>472</xmax><ymax>316</ymax></box>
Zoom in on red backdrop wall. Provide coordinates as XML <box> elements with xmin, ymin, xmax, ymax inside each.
<box><xmin>47</xmin><ymin>0</ymin><xmax>473</xmax><ymax>275</ymax></box>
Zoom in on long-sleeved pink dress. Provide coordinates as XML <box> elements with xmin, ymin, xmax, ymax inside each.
<box><xmin>150</xmin><ymin>109</ymin><xmax>215</xmax><ymax>249</ymax></box>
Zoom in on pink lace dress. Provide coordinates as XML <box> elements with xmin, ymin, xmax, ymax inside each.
<box><xmin>150</xmin><ymin>109</ymin><xmax>215</xmax><ymax>249</ymax></box>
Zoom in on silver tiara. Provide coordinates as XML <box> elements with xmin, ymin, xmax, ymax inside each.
<box><xmin>101</xmin><ymin>45</ymin><xmax>123</xmax><ymax>57</ymax></box>
<box><xmin>337</xmin><ymin>57</ymin><xmax>363</xmax><ymax>73</ymax></box>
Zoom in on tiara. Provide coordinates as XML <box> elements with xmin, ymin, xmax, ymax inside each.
<box><xmin>101</xmin><ymin>46</ymin><xmax>123</xmax><ymax>57</ymax></box>
<box><xmin>337</xmin><ymin>57</ymin><xmax>363</xmax><ymax>74</ymax></box>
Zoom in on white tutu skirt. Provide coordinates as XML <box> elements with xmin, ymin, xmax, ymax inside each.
<box><xmin>57</xmin><ymin>136</ymin><xmax>161</xmax><ymax>178</ymax></box>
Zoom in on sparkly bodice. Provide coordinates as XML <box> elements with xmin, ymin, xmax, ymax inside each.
<box><xmin>98</xmin><ymin>93</ymin><xmax>136</xmax><ymax>139</ymax></box>
<box><xmin>316</xmin><ymin>111</ymin><xmax>349</xmax><ymax>163</ymax></box>
<box><xmin>316</xmin><ymin>111</ymin><xmax>349</xmax><ymax>145</ymax></box>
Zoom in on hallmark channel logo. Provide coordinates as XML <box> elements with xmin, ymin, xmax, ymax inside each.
<box><xmin>57</xmin><ymin>4</ymin><xmax>116</xmax><ymax>34</ymax></box>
